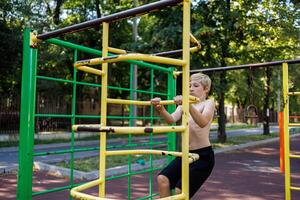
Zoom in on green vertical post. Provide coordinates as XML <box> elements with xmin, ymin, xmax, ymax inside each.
<box><xmin>69</xmin><ymin>50</ymin><xmax>78</xmax><ymax>200</ymax></box>
<box><xmin>167</xmin><ymin>67</ymin><xmax>176</xmax><ymax>162</ymax></box>
<box><xmin>17</xmin><ymin>28</ymin><xmax>38</xmax><ymax>200</ymax></box>
<box><xmin>149</xmin><ymin>68</ymin><xmax>154</xmax><ymax>198</ymax></box>
<box><xmin>128</xmin><ymin>64</ymin><xmax>135</xmax><ymax>200</ymax></box>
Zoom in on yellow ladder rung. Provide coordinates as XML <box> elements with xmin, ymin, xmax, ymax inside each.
<box><xmin>73</xmin><ymin>125</ymin><xmax>186</xmax><ymax>134</ymax></box>
<box><xmin>288</xmin><ymin>91</ymin><xmax>300</xmax><ymax>96</ymax></box>
<box><xmin>108</xmin><ymin>47</ymin><xmax>127</xmax><ymax>54</ymax></box>
<box><xmin>76</xmin><ymin>66</ymin><xmax>104</xmax><ymax>76</ymax></box>
<box><xmin>290</xmin><ymin>154</ymin><xmax>300</xmax><ymax>159</ymax></box>
<box><xmin>107</xmin><ymin>96</ymin><xmax>199</xmax><ymax>105</ymax></box>
<box><xmin>288</xmin><ymin>123</ymin><xmax>300</xmax><ymax>126</ymax></box>
<box><xmin>74</xmin><ymin>53</ymin><xmax>186</xmax><ymax>67</ymax></box>
<box><xmin>291</xmin><ymin>186</ymin><xmax>300</xmax><ymax>191</ymax></box>
<box><xmin>158</xmin><ymin>193</ymin><xmax>186</xmax><ymax>200</ymax></box>
<box><xmin>106</xmin><ymin>150</ymin><xmax>199</xmax><ymax>164</ymax></box>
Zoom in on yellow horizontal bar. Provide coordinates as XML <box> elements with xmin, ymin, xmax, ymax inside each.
<box><xmin>158</xmin><ymin>193</ymin><xmax>186</xmax><ymax>200</ymax></box>
<box><xmin>288</xmin><ymin>91</ymin><xmax>300</xmax><ymax>96</ymax></box>
<box><xmin>290</xmin><ymin>154</ymin><xmax>300</xmax><ymax>159</ymax></box>
<box><xmin>107</xmin><ymin>96</ymin><xmax>199</xmax><ymax>106</ymax></box>
<box><xmin>288</xmin><ymin>123</ymin><xmax>300</xmax><ymax>127</ymax></box>
<box><xmin>291</xmin><ymin>186</ymin><xmax>300</xmax><ymax>191</ymax></box>
<box><xmin>71</xmin><ymin>179</ymin><xmax>110</xmax><ymax>200</ymax></box>
<box><xmin>70</xmin><ymin>182</ymin><xmax>186</xmax><ymax>200</ymax></box>
<box><xmin>108</xmin><ymin>47</ymin><xmax>127</xmax><ymax>54</ymax></box>
<box><xmin>190</xmin><ymin>33</ymin><xmax>201</xmax><ymax>46</ymax></box>
<box><xmin>106</xmin><ymin>150</ymin><xmax>199</xmax><ymax>163</ymax></box>
<box><xmin>74</xmin><ymin>53</ymin><xmax>186</xmax><ymax>67</ymax></box>
<box><xmin>72</xmin><ymin>125</ymin><xmax>186</xmax><ymax>134</ymax></box>
<box><xmin>76</xmin><ymin>66</ymin><xmax>104</xmax><ymax>76</ymax></box>
<box><xmin>190</xmin><ymin>46</ymin><xmax>201</xmax><ymax>53</ymax></box>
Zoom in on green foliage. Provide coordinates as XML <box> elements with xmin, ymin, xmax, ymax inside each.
<box><xmin>1</xmin><ymin>0</ymin><xmax>300</xmax><ymax>115</ymax></box>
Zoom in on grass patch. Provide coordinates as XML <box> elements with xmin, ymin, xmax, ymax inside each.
<box><xmin>57</xmin><ymin>132</ymin><xmax>279</xmax><ymax>172</ymax></box>
<box><xmin>210</xmin><ymin>124</ymin><xmax>259</xmax><ymax>131</ymax></box>
<box><xmin>211</xmin><ymin>132</ymin><xmax>279</xmax><ymax>149</ymax></box>
<box><xmin>57</xmin><ymin>154</ymin><xmax>164</xmax><ymax>172</ymax></box>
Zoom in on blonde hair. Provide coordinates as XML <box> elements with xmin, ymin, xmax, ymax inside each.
<box><xmin>190</xmin><ymin>73</ymin><xmax>211</xmax><ymax>93</ymax></box>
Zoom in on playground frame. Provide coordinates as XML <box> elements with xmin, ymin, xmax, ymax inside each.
<box><xmin>18</xmin><ymin>0</ymin><xmax>194</xmax><ymax>200</ymax></box>
<box><xmin>17</xmin><ymin>0</ymin><xmax>300</xmax><ymax>198</ymax></box>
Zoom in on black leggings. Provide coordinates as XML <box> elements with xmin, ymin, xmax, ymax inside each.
<box><xmin>158</xmin><ymin>146</ymin><xmax>215</xmax><ymax>198</ymax></box>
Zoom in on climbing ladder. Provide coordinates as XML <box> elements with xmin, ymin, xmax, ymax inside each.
<box><xmin>282</xmin><ymin>62</ymin><xmax>300</xmax><ymax>200</ymax></box>
<box><xmin>68</xmin><ymin>0</ymin><xmax>196</xmax><ymax>199</ymax></box>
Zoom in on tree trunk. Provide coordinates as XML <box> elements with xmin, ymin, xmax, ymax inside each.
<box><xmin>263</xmin><ymin>67</ymin><xmax>271</xmax><ymax>135</ymax></box>
<box><xmin>217</xmin><ymin>70</ymin><xmax>227</xmax><ymax>142</ymax></box>
<box><xmin>217</xmin><ymin>0</ymin><xmax>231</xmax><ymax>143</ymax></box>
<box><xmin>53</xmin><ymin>0</ymin><xmax>64</xmax><ymax>25</ymax></box>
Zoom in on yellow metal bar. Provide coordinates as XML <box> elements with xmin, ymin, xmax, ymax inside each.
<box><xmin>71</xmin><ymin>179</ymin><xmax>102</xmax><ymax>194</ymax></box>
<box><xmin>282</xmin><ymin>62</ymin><xmax>291</xmax><ymax>200</ymax></box>
<box><xmin>182</xmin><ymin>0</ymin><xmax>191</xmax><ymax>199</ymax></box>
<box><xmin>107</xmin><ymin>98</ymin><xmax>175</xmax><ymax>105</ymax></box>
<box><xmin>288</xmin><ymin>91</ymin><xmax>300</xmax><ymax>96</ymax></box>
<box><xmin>190</xmin><ymin>33</ymin><xmax>200</xmax><ymax>47</ymax></box>
<box><xmin>107</xmin><ymin>95</ymin><xmax>199</xmax><ymax>105</ymax></box>
<box><xmin>190</xmin><ymin>46</ymin><xmax>200</xmax><ymax>53</ymax></box>
<box><xmin>74</xmin><ymin>53</ymin><xmax>186</xmax><ymax>67</ymax></box>
<box><xmin>71</xmin><ymin>179</ymin><xmax>113</xmax><ymax>200</ymax></box>
<box><xmin>99</xmin><ymin>22</ymin><xmax>109</xmax><ymax>197</ymax></box>
<box><xmin>108</xmin><ymin>47</ymin><xmax>127</xmax><ymax>54</ymax></box>
<box><xmin>289</xmin><ymin>154</ymin><xmax>300</xmax><ymax>159</ymax></box>
<box><xmin>30</xmin><ymin>31</ymin><xmax>39</xmax><ymax>48</ymax></box>
<box><xmin>76</xmin><ymin>66</ymin><xmax>104</xmax><ymax>76</ymax></box>
<box><xmin>291</xmin><ymin>186</ymin><xmax>300</xmax><ymax>191</ymax></box>
<box><xmin>72</xmin><ymin>125</ymin><xmax>186</xmax><ymax>134</ymax></box>
<box><xmin>106</xmin><ymin>150</ymin><xmax>199</xmax><ymax>163</ymax></box>
<box><xmin>158</xmin><ymin>193</ymin><xmax>186</xmax><ymax>200</ymax></box>
<box><xmin>288</xmin><ymin>123</ymin><xmax>300</xmax><ymax>126</ymax></box>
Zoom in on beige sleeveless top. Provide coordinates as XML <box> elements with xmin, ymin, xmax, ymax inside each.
<box><xmin>171</xmin><ymin>99</ymin><xmax>215</xmax><ymax>150</ymax></box>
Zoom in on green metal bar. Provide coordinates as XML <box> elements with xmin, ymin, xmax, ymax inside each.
<box><xmin>127</xmin><ymin>64</ymin><xmax>135</xmax><ymax>200</ymax></box>
<box><xmin>33</xmin><ymin>185</ymin><xmax>72</xmax><ymax>196</ymax></box>
<box><xmin>149</xmin><ymin>68</ymin><xmax>156</xmax><ymax>198</ymax></box>
<box><xmin>35</xmin><ymin>114</ymin><xmax>73</xmax><ymax>118</ymax></box>
<box><xmin>69</xmin><ymin>49</ymin><xmax>78</xmax><ymax>199</ymax></box>
<box><xmin>32</xmin><ymin>167</ymin><xmax>165</xmax><ymax>197</ymax></box>
<box><xmin>17</xmin><ymin>28</ymin><xmax>38</xmax><ymax>200</ymax></box>
<box><xmin>106</xmin><ymin>166</ymin><xmax>164</xmax><ymax>181</ymax></box>
<box><xmin>36</xmin><ymin>75</ymin><xmax>168</xmax><ymax>96</ymax></box>
<box><xmin>137</xmin><ymin>193</ymin><xmax>160</xmax><ymax>200</ymax></box>
<box><xmin>167</xmin><ymin>67</ymin><xmax>177</xmax><ymax>162</ymax></box>
<box><xmin>46</xmin><ymin>38</ymin><xmax>172</xmax><ymax>73</ymax></box>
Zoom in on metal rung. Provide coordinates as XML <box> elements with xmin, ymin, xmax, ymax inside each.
<box><xmin>73</xmin><ymin>125</ymin><xmax>186</xmax><ymax>134</ymax></box>
<box><xmin>288</xmin><ymin>123</ymin><xmax>300</xmax><ymax>127</ymax></box>
<box><xmin>76</xmin><ymin>66</ymin><xmax>104</xmax><ymax>76</ymax></box>
<box><xmin>74</xmin><ymin>53</ymin><xmax>186</xmax><ymax>67</ymax></box>
<box><xmin>107</xmin><ymin>95</ymin><xmax>199</xmax><ymax>106</ymax></box>
<box><xmin>291</xmin><ymin>186</ymin><xmax>300</xmax><ymax>191</ymax></box>
<box><xmin>106</xmin><ymin>150</ymin><xmax>199</xmax><ymax>164</ymax></box>
<box><xmin>290</xmin><ymin>154</ymin><xmax>300</xmax><ymax>159</ymax></box>
<box><xmin>288</xmin><ymin>91</ymin><xmax>300</xmax><ymax>96</ymax></box>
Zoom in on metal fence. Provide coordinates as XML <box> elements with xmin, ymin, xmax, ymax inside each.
<box><xmin>0</xmin><ymin>95</ymin><xmax>20</xmax><ymax>135</ymax></box>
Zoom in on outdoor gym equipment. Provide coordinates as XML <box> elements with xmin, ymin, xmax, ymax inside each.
<box><xmin>17</xmin><ymin>0</ymin><xmax>201</xmax><ymax>200</ymax></box>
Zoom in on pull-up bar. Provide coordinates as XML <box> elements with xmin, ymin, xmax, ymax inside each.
<box><xmin>183</xmin><ymin>58</ymin><xmax>300</xmax><ymax>74</ymax></box>
<box><xmin>37</xmin><ymin>0</ymin><xmax>183</xmax><ymax>40</ymax></box>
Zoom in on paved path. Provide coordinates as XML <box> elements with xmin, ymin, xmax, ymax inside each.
<box><xmin>1</xmin><ymin>134</ymin><xmax>299</xmax><ymax>200</ymax></box>
<box><xmin>0</xmin><ymin>126</ymin><xmax>281</xmax><ymax>172</ymax></box>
